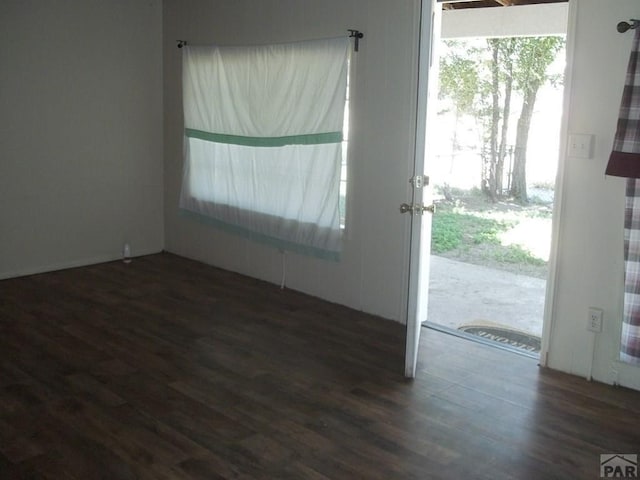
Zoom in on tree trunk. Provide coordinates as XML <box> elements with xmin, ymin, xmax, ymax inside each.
<box><xmin>496</xmin><ymin>40</ymin><xmax>514</xmax><ymax>198</ymax></box>
<box><xmin>497</xmin><ymin>72</ymin><xmax>512</xmax><ymax>197</ymax></box>
<box><xmin>511</xmin><ymin>87</ymin><xmax>538</xmax><ymax>203</ymax></box>
<box><xmin>486</xmin><ymin>42</ymin><xmax>500</xmax><ymax>202</ymax></box>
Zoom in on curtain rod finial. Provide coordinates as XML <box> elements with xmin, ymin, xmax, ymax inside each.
<box><xmin>177</xmin><ymin>40</ymin><xmax>188</xmax><ymax>48</ymax></box>
<box><xmin>618</xmin><ymin>21</ymin><xmax>631</xmax><ymax>33</ymax></box>
<box><xmin>618</xmin><ymin>19</ymin><xmax>640</xmax><ymax>33</ymax></box>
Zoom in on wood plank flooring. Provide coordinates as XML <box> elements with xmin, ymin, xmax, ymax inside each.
<box><xmin>1</xmin><ymin>252</ymin><xmax>639</xmax><ymax>479</ymax></box>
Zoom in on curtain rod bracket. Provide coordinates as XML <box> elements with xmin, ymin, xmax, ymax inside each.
<box><xmin>618</xmin><ymin>19</ymin><xmax>640</xmax><ymax>34</ymax></box>
<box><xmin>348</xmin><ymin>29</ymin><xmax>364</xmax><ymax>52</ymax></box>
<box><xmin>177</xmin><ymin>40</ymin><xmax>188</xmax><ymax>48</ymax></box>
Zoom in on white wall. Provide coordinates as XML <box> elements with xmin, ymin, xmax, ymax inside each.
<box><xmin>442</xmin><ymin>2</ymin><xmax>568</xmax><ymax>38</ymax></box>
<box><xmin>164</xmin><ymin>0</ymin><xmax>640</xmax><ymax>390</ymax></box>
<box><xmin>1</xmin><ymin>0</ymin><xmax>635</xmax><ymax>389</ymax></box>
<box><xmin>546</xmin><ymin>0</ymin><xmax>640</xmax><ymax>390</ymax></box>
<box><xmin>163</xmin><ymin>0</ymin><xmax>421</xmax><ymax>321</ymax></box>
<box><xmin>0</xmin><ymin>0</ymin><xmax>164</xmax><ymax>278</ymax></box>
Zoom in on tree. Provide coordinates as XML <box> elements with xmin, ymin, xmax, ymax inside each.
<box><xmin>438</xmin><ymin>41</ymin><xmax>482</xmax><ymax>199</ymax></box>
<box><xmin>486</xmin><ymin>39</ymin><xmax>500</xmax><ymax>201</ymax></box>
<box><xmin>509</xmin><ymin>37</ymin><xmax>564</xmax><ymax>203</ymax></box>
<box><xmin>485</xmin><ymin>38</ymin><xmax>516</xmax><ymax>201</ymax></box>
<box><xmin>437</xmin><ymin>36</ymin><xmax>564</xmax><ymax>203</ymax></box>
<box><xmin>495</xmin><ymin>38</ymin><xmax>516</xmax><ymax>198</ymax></box>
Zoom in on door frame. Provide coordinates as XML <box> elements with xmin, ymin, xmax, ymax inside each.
<box><xmin>405</xmin><ymin>0</ymin><xmax>440</xmax><ymax>378</ymax></box>
<box><xmin>405</xmin><ymin>0</ymin><xmax>573</xmax><ymax>375</ymax></box>
<box><xmin>539</xmin><ymin>0</ymin><xmax>576</xmax><ymax>367</ymax></box>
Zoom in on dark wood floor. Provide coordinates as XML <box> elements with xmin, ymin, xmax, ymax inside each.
<box><xmin>1</xmin><ymin>253</ymin><xmax>639</xmax><ymax>479</ymax></box>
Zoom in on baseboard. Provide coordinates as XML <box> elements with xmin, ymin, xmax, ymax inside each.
<box><xmin>0</xmin><ymin>248</ymin><xmax>164</xmax><ymax>280</ymax></box>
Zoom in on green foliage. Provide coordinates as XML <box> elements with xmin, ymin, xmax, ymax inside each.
<box><xmin>439</xmin><ymin>36</ymin><xmax>565</xmax><ymax>115</ymax></box>
<box><xmin>431</xmin><ymin>212</ymin><xmax>463</xmax><ymax>252</ymax></box>
<box><xmin>431</xmin><ymin>208</ymin><xmax>508</xmax><ymax>254</ymax></box>
<box><xmin>431</xmin><ymin>204</ymin><xmax>547</xmax><ymax>268</ymax></box>
<box><xmin>512</xmin><ymin>36</ymin><xmax>565</xmax><ymax>94</ymax></box>
<box><xmin>438</xmin><ymin>41</ymin><xmax>482</xmax><ymax>114</ymax></box>
<box><xmin>437</xmin><ymin>36</ymin><xmax>566</xmax><ymax>201</ymax></box>
<box><xmin>493</xmin><ymin>245</ymin><xmax>547</xmax><ymax>266</ymax></box>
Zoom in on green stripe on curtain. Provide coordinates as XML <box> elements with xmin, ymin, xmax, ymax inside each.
<box><xmin>185</xmin><ymin>128</ymin><xmax>343</xmax><ymax>147</ymax></box>
<box><xmin>178</xmin><ymin>209</ymin><xmax>341</xmax><ymax>262</ymax></box>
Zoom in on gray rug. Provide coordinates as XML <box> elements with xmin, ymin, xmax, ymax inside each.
<box><xmin>458</xmin><ymin>324</ymin><xmax>541</xmax><ymax>353</ymax></box>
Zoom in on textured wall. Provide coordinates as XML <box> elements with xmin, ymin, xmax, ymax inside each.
<box><xmin>163</xmin><ymin>0</ymin><xmax>421</xmax><ymax>322</ymax></box>
<box><xmin>546</xmin><ymin>0</ymin><xmax>640</xmax><ymax>389</ymax></box>
<box><xmin>0</xmin><ymin>0</ymin><xmax>164</xmax><ymax>278</ymax></box>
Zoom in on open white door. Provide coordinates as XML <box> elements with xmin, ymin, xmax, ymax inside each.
<box><xmin>404</xmin><ymin>0</ymin><xmax>440</xmax><ymax>378</ymax></box>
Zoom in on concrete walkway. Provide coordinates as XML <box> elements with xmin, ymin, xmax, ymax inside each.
<box><xmin>426</xmin><ymin>256</ymin><xmax>546</xmax><ymax>337</ymax></box>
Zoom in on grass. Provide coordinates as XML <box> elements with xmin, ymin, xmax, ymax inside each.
<box><xmin>431</xmin><ymin>210</ymin><xmax>506</xmax><ymax>253</ymax></box>
<box><xmin>430</xmin><ymin>193</ymin><xmax>550</xmax><ymax>276</ymax></box>
<box><xmin>493</xmin><ymin>244</ymin><xmax>547</xmax><ymax>266</ymax></box>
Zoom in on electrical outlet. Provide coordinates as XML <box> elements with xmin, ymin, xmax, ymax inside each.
<box><xmin>587</xmin><ymin>307</ymin><xmax>603</xmax><ymax>333</ymax></box>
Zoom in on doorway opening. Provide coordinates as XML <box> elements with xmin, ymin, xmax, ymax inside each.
<box><xmin>423</xmin><ymin>4</ymin><xmax>568</xmax><ymax>358</ymax></box>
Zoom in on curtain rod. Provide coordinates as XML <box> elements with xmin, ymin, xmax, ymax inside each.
<box><xmin>177</xmin><ymin>30</ymin><xmax>364</xmax><ymax>51</ymax></box>
<box><xmin>618</xmin><ymin>19</ymin><xmax>640</xmax><ymax>33</ymax></box>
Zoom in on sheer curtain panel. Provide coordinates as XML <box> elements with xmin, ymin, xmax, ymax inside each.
<box><xmin>180</xmin><ymin>37</ymin><xmax>350</xmax><ymax>261</ymax></box>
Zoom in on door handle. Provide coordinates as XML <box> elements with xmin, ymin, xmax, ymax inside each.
<box><xmin>400</xmin><ymin>203</ymin><xmax>413</xmax><ymax>214</ymax></box>
<box><xmin>400</xmin><ymin>203</ymin><xmax>436</xmax><ymax>215</ymax></box>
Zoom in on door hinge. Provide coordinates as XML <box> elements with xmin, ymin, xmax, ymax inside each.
<box><xmin>410</xmin><ymin>175</ymin><xmax>429</xmax><ymax>189</ymax></box>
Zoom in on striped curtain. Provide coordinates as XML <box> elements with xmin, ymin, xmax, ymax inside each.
<box><xmin>605</xmin><ymin>27</ymin><xmax>640</xmax><ymax>365</ymax></box>
<box><xmin>622</xmin><ymin>180</ymin><xmax>640</xmax><ymax>365</ymax></box>
<box><xmin>180</xmin><ymin>38</ymin><xmax>349</xmax><ymax>261</ymax></box>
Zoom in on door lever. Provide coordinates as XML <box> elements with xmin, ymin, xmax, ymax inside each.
<box><xmin>400</xmin><ymin>203</ymin><xmax>413</xmax><ymax>214</ymax></box>
<box><xmin>399</xmin><ymin>203</ymin><xmax>436</xmax><ymax>215</ymax></box>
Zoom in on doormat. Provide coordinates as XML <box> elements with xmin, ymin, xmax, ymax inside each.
<box><xmin>457</xmin><ymin>323</ymin><xmax>541</xmax><ymax>353</ymax></box>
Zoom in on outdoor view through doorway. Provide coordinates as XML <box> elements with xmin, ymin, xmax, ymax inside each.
<box><xmin>424</xmin><ymin>8</ymin><xmax>568</xmax><ymax>358</ymax></box>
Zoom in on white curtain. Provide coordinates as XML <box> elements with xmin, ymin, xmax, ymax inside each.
<box><xmin>180</xmin><ymin>37</ymin><xmax>350</xmax><ymax>260</ymax></box>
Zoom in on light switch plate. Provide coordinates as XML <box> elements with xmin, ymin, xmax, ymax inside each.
<box><xmin>568</xmin><ymin>133</ymin><xmax>594</xmax><ymax>159</ymax></box>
